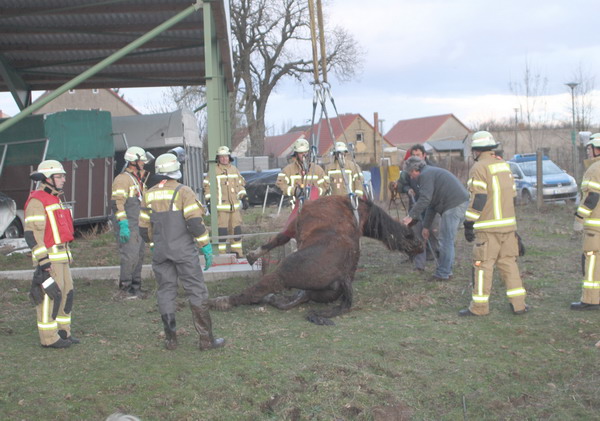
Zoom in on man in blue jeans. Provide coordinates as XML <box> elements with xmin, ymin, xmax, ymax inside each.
<box><xmin>402</xmin><ymin>156</ymin><xmax>469</xmax><ymax>281</ymax></box>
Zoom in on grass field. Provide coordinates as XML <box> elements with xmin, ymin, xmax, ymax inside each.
<box><xmin>1</xmin><ymin>202</ymin><xmax>599</xmax><ymax>420</ymax></box>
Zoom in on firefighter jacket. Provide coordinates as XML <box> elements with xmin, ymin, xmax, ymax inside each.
<box><xmin>575</xmin><ymin>156</ymin><xmax>600</xmax><ymax>234</ymax></box>
<box><xmin>24</xmin><ymin>184</ymin><xmax>74</xmax><ymax>266</ymax></box>
<box><xmin>276</xmin><ymin>158</ymin><xmax>328</xmax><ymax>197</ymax></box>
<box><xmin>325</xmin><ymin>159</ymin><xmax>364</xmax><ymax>197</ymax></box>
<box><xmin>111</xmin><ymin>167</ymin><xmax>145</xmax><ymax>223</ymax></box>
<box><xmin>465</xmin><ymin>151</ymin><xmax>517</xmax><ymax>233</ymax></box>
<box><xmin>139</xmin><ymin>178</ymin><xmax>210</xmax><ymax>253</ymax></box>
<box><xmin>203</xmin><ymin>163</ymin><xmax>247</xmax><ymax>212</ymax></box>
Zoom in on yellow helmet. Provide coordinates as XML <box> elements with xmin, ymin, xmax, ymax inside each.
<box><xmin>471</xmin><ymin>131</ymin><xmax>499</xmax><ymax>150</ymax></box>
<box><xmin>35</xmin><ymin>160</ymin><xmax>66</xmax><ymax>178</ymax></box>
<box><xmin>334</xmin><ymin>141</ymin><xmax>348</xmax><ymax>153</ymax></box>
<box><xmin>586</xmin><ymin>133</ymin><xmax>600</xmax><ymax>148</ymax></box>
<box><xmin>293</xmin><ymin>138</ymin><xmax>310</xmax><ymax>153</ymax></box>
<box><xmin>155</xmin><ymin>153</ymin><xmax>180</xmax><ymax>174</ymax></box>
<box><xmin>124</xmin><ymin>146</ymin><xmax>148</xmax><ymax>162</ymax></box>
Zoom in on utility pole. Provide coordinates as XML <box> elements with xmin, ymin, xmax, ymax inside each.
<box><xmin>513</xmin><ymin>107</ymin><xmax>519</xmax><ymax>156</ymax></box>
<box><xmin>566</xmin><ymin>82</ymin><xmax>579</xmax><ymax>178</ymax></box>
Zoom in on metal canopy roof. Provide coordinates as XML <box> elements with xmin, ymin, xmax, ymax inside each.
<box><xmin>0</xmin><ymin>0</ymin><xmax>233</xmax><ymax>93</ymax></box>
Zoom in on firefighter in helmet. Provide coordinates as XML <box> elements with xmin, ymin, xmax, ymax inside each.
<box><xmin>24</xmin><ymin>160</ymin><xmax>79</xmax><ymax>348</ymax></box>
<box><xmin>325</xmin><ymin>141</ymin><xmax>364</xmax><ymax>197</ymax></box>
<box><xmin>276</xmin><ymin>138</ymin><xmax>328</xmax><ymax>206</ymax></box>
<box><xmin>203</xmin><ymin>146</ymin><xmax>248</xmax><ymax>257</ymax></box>
<box><xmin>460</xmin><ymin>131</ymin><xmax>528</xmax><ymax>316</ymax></box>
<box><xmin>572</xmin><ymin>133</ymin><xmax>600</xmax><ymax>310</ymax></box>
<box><xmin>111</xmin><ymin>146</ymin><xmax>148</xmax><ymax>298</ymax></box>
<box><xmin>140</xmin><ymin>153</ymin><xmax>224</xmax><ymax>351</ymax></box>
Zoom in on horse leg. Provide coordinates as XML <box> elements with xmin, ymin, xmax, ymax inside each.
<box><xmin>306</xmin><ymin>277</ymin><xmax>353</xmax><ymax>326</ymax></box>
<box><xmin>262</xmin><ymin>289</ymin><xmax>311</xmax><ymax>310</ymax></box>
<box><xmin>209</xmin><ymin>272</ymin><xmax>285</xmax><ymax>310</ymax></box>
<box><xmin>246</xmin><ymin>232</ymin><xmax>293</xmax><ymax>266</ymax></box>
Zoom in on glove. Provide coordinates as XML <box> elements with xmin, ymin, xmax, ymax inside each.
<box><xmin>573</xmin><ymin>219</ymin><xmax>584</xmax><ymax>232</ymax></box>
<box><xmin>29</xmin><ymin>266</ymin><xmax>48</xmax><ymax>305</ymax></box>
<box><xmin>41</xmin><ymin>277</ymin><xmax>62</xmax><ymax>319</ymax></box>
<box><xmin>241</xmin><ymin>196</ymin><xmax>249</xmax><ymax>210</ymax></box>
<box><xmin>118</xmin><ymin>219</ymin><xmax>130</xmax><ymax>243</ymax></box>
<box><xmin>463</xmin><ymin>221</ymin><xmax>475</xmax><ymax>242</ymax></box>
<box><xmin>516</xmin><ymin>232</ymin><xmax>525</xmax><ymax>256</ymax></box>
<box><xmin>200</xmin><ymin>243</ymin><xmax>213</xmax><ymax>270</ymax></box>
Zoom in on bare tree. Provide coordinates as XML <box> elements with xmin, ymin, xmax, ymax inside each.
<box><xmin>509</xmin><ymin>60</ymin><xmax>549</xmax><ymax>151</ymax></box>
<box><xmin>568</xmin><ymin>63</ymin><xmax>596</xmax><ymax>131</ymax></box>
<box><xmin>231</xmin><ymin>0</ymin><xmax>363</xmax><ymax>155</ymax></box>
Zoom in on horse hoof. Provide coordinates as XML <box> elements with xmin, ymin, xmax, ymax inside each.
<box><xmin>208</xmin><ymin>296</ymin><xmax>232</xmax><ymax>311</ymax></box>
<box><xmin>306</xmin><ymin>312</ymin><xmax>335</xmax><ymax>326</ymax></box>
<box><xmin>260</xmin><ymin>293</ymin><xmax>275</xmax><ymax>304</ymax></box>
<box><xmin>246</xmin><ymin>253</ymin><xmax>257</xmax><ymax>266</ymax></box>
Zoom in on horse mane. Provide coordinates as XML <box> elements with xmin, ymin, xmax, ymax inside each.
<box><xmin>361</xmin><ymin>199</ymin><xmax>417</xmax><ymax>251</ymax></box>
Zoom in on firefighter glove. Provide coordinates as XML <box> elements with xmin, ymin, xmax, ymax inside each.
<box><xmin>41</xmin><ymin>277</ymin><xmax>62</xmax><ymax>319</ymax></box>
<box><xmin>463</xmin><ymin>221</ymin><xmax>475</xmax><ymax>242</ymax></box>
<box><xmin>516</xmin><ymin>232</ymin><xmax>526</xmax><ymax>256</ymax></box>
<box><xmin>200</xmin><ymin>243</ymin><xmax>213</xmax><ymax>270</ymax></box>
<box><xmin>241</xmin><ymin>196</ymin><xmax>250</xmax><ymax>210</ymax></box>
<box><xmin>293</xmin><ymin>185</ymin><xmax>304</xmax><ymax>200</ymax></box>
<box><xmin>118</xmin><ymin>219</ymin><xmax>130</xmax><ymax>243</ymax></box>
<box><xmin>573</xmin><ymin>219</ymin><xmax>584</xmax><ymax>232</ymax></box>
<box><xmin>29</xmin><ymin>266</ymin><xmax>49</xmax><ymax>305</ymax></box>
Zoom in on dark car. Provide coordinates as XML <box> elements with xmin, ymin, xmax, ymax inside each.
<box><xmin>241</xmin><ymin>169</ymin><xmax>286</xmax><ymax>206</ymax></box>
<box><xmin>0</xmin><ymin>192</ymin><xmax>24</xmax><ymax>238</ymax></box>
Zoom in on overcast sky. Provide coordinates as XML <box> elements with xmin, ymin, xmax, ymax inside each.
<box><xmin>2</xmin><ymin>0</ymin><xmax>599</xmax><ymax>135</ymax></box>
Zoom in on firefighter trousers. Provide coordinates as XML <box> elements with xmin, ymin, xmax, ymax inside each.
<box><xmin>117</xmin><ymin>225</ymin><xmax>145</xmax><ymax>291</ymax></box>
<box><xmin>468</xmin><ymin>231</ymin><xmax>526</xmax><ymax>315</ymax></box>
<box><xmin>217</xmin><ymin>210</ymin><xmax>243</xmax><ymax>257</ymax></box>
<box><xmin>36</xmin><ymin>262</ymin><xmax>74</xmax><ymax>346</ymax></box>
<box><xmin>153</xmin><ymin>257</ymin><xmax>209</xmax><ymax>315</ymax></box>
<box><xmin>580</xmin><ymin>230</ymin><xmax>600</xmax><ymax>304</ymax></box>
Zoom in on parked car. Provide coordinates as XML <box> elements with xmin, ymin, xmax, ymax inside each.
<box><xmin>0</xmin><ymin>192</ymin><xmax>24</xmax><ymax>238</ymax></box>
<box><xmin>241</xmin><ymin>169</ymin><xmax>285</xmax><ymax>206</ymax></box>
<box><xmin>508</xmin><ymin>154</ymin><xmax>578</xmax><ymax>205</ymax></box>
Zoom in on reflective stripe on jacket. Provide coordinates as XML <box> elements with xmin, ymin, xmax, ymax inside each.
<box><xmin>203</xmin><ymin>163</ymin><xmax>246</xmax><ymax>212</ymax></box>
<box><xmin>465</xmin><ymin>151</ymin><xmax>517</xmax><ymax>233</ymax></box>
<box><xmin>577</xmin><ymin>157</ymin><xmax>600</xmax><ymax>233</ymax></box>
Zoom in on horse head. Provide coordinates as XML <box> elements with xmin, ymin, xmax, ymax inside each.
<box><xmin>360</xmin><ymin>200</ymin><xmax>423</xmax><ymax>256</ymax></box>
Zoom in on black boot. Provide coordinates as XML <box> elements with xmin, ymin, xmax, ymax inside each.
<box><xmin>161</xmin><ymin>313</ymin><xmax>178</xmax><ymax>350</ymax></box>
<box><xmin>58</xmin><ymin>329</ymin><xmax>80</xmax><ymax>344</ymax></box>
<box><xmin>190</xmin><ymin>303</ymin><xmax>225</xmax><ymax>350</ymax></box>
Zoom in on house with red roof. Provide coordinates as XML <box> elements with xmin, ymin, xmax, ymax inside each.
<box><xmin>265</xmin><ymin>113</ymin><xmax>394</xmax><ymax>168</ymax></box>
<box><xmin>385</xmin><ymin>113</ymin><xmax>470</xmax><ymax>159</ymax></box>
<box><xmin>33</xmin><ymin>88</ymin><xmax>141</xmax><ymax>116</ymax></box>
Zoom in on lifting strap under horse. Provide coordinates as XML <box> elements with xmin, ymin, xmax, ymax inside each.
<box><xmin>306</xmin><ymin>0</ymin><xmax>359</xmax><ymax>224</ymax></box>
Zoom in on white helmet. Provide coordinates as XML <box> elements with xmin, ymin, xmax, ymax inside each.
<box><xmin>124</xmin><ymin>146</ymin><xmax>148</xmax><ymax>163</ymax></box>
<box><xmin>216</xmin><ymin>146</ymin><xmax>231</xmax><ymax>156</ymax></box>
<box><xmin>155</xmin><ymin>153</ymin><xmax>180</xmax><ymax>174</ymax></box>
<box><xmin>471</xmin><ymin>131</ymin><xmax>499</xmax><ymax>150</ymax></box>
<box><xmin>586</xmin><ymin>133</ymin><xmax>600</xmax><ymax>148</ymax></box>
<box><xmin>35</xmin><ymin>160</ymin><xmax>66</xmax><ymax>178</ymax></box>
<box><xmin>334</xmin><ymin>141</ymin><xmax>348</xmax><ymax>153</ymax></box>
<box><xmin>293</xmin><ymin>138</ymin><xmax>310</xmax><ymax>153</ymax></box>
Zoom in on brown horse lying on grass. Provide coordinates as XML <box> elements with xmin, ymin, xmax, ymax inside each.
<box><xmin>209</xmin><ymin>196</ymin><xmax>423</xmax><ymax>325</ymax></box>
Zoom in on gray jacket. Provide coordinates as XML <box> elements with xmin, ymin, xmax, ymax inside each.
<box><xmin>408</xmin><ymin>165</ymin><xmax>469</xmax><ymax>228</ymax></box>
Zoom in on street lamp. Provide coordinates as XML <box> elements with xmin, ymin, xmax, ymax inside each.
<box><xmin>566</xmin><ymin>82</ymin><xmax>579</xmax><ymax>179</ymax></box>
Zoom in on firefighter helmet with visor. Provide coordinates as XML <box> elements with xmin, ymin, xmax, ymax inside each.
<box><xmin>293</xmin><ymin>139</ymin><xmax>310</xmax><ymax>154</ymax></box>
<box><xmin>334</xmin><ymin>141</ymin><xmax>348</xmax><ymax>153</ymax></box>
<box><xmin>586</xmin><ymin>133</ymin><xmax>600</xmax><ymax>148</ymax></box>
<box><xmin>124</xmin><ymin>146</ymin><xmax>148</xmax><ymax>163</ymax></box>
<box><xmin>471</xmin><ymin>131</ymin><xmax>499</xmax><ymax>150</ymax></box>
<box><xmin>35</xmin><ymin>160</ymin><xmax>66</xmax><ymax>178</ymax></box>
<box><xmin>155</xmin><ymin>153</ymin><xmax>180</xmax><ymax>174</ymax></box>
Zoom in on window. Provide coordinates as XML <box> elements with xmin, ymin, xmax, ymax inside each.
<box><xmin>356</xmin><ymin>132</ymin><xmax>364</xmax><ymax>142</ymax></box>
<box><xmin>68</xmin><ymin>89</ymin><xmax>75</xmax><ymax>94</ymax></box>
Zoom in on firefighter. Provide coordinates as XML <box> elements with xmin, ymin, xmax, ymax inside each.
<box><xmin>571</xmin><ymin>133</ymin><xmax>600</xmax><ymax>310</ymax></box>
<box><xmin>276</xmin><ymin>138</ymin><xmax>329</xmax><ymax>206</ymax></box>
<box><xmin>203</xmin><ymin>146</ymin><xmax>248</xmax><ymax>258</ymax></box>
<box><xmin>459</xmin><ymin>131</ymin><xmax>528</xmax><ymax>316</ymax></box>
<box><xmin>139</xmin><ymin>153</ymin><xmax>224</xmax><ymax>351</ymax></box>
<box><xmin>24</xmin><ymin>160</ymin><xmax>79</xmax><ymax>348</ymax></box>
<box><xmin>111</xmin><ymin>146</ymin><xmax>148</xmax><ymax>298</ymax></box>
<box><xmin>325</xmin><ymin>141</ymin><xmax>364</xmax><ymax>197</ymax></box>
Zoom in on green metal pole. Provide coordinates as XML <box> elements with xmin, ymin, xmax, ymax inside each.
<box><xmin>0</xmin><ymin>1</ymin><xmax>203</xmax><ymax>134</ymax></box>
